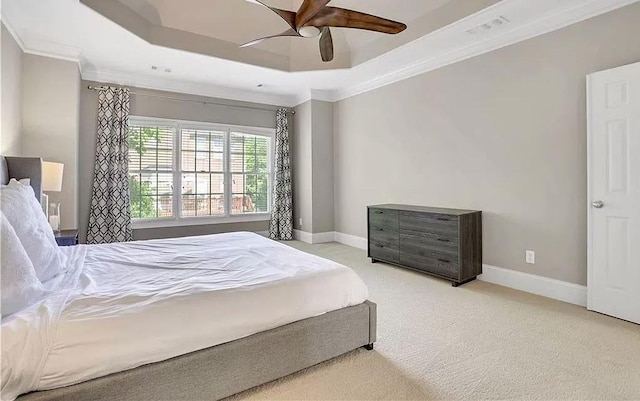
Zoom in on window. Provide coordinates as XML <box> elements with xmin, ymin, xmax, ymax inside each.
<box><xmin>230</xmin><ymin>132</ymin><xmax>270</xmax><ymax>214</ymax></box>
<box><xmin>128</xmin><ymin>117</ymin><xmax>274</xmax><ymax>227</ymax></box>
<box><xmin>128</xmin><ymin>124</ymin><xmax>174</xmax><ymax>219</ymax></box>
<box><xmin>180</xmin><ymin>129</ymin><xmax>225</xmax><ymax>217</ymax></box>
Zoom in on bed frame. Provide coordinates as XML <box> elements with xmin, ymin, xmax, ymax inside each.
<box><xmin>3</xmin><ymin>156</ymin><xmax>377</xmax><ymax>401</ymax></box>
<box><xmin>19</xmin><ymin>301</ymin><xmax>376</xmax><ymax>401</ymax></box>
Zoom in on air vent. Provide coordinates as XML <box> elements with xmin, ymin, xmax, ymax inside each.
<box><xmin>150</xmin><ymin>65</ymin><xmax>172</xmax><ymax>73</ymax></box>
<box><xmin>466</xmin><ymin>16</ymin><xmax>510</xmax><ymax>35</ymax></box>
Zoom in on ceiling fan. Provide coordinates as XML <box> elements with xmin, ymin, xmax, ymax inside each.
<box><xmin>241</xmin><ymin>0</ymin><xmax>407</xmax><ymax>62</ymax></box>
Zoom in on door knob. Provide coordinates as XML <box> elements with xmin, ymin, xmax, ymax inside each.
<box><xmin>592</xmin><ymin>200</ymin><xmax>605</xmax><ymax>209</ymax></box>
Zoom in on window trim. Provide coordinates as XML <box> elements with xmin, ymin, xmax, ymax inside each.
<box><xmin>128</xmin><ymin>116</ymin><xmax>275</xmax><ymax>229</ymax></box>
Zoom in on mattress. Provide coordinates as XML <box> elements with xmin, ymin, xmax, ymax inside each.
<box><xmin>1</xmin><ymin>232</ymin><xmax>369</xmax><ymax>401</ymax></box>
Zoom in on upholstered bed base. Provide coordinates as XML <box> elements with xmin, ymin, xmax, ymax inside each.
<box><xmin>18</xmin><ymin>301</ymin><xmax>377</xmax><ymax>401</ymax></box>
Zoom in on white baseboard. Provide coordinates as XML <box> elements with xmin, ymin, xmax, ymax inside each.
<box><xmin>293</xmin><ymin>230</ymin><xmax>368</xmax><ymax>248</ymax></box>
<box><xmin>478</xmin><ymin>264</ymin><xmax>587</xmax><ymax>307</ymax></box>
<box><xmin>313</xmin><ymin>231</ymin><xmax>337</xmax><ymax>244</ymax></box>
<box><xmin>291</xmin><ymin>231</ymin><xmax>587</xmax><ymax>307</ymax></box>
<box><xmin>293</xmin><ymin>230</ymin><xmax>335</xmax><ymax>244</ymax></box>
<box><xmin>334</xmin><ymin>232</ymin><xmax>368</xmax><ymax>250</ymax></box>
<box><xmin>293</xmin><ymin>229</ymin><xmax>313</xmax><ymax>243</ymax></box>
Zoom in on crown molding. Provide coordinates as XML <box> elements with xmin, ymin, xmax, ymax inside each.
<box><xmin>328</xmin><ymin>0</ymin><xmax>640</xmax><ymax>102</ymax></box>
<box><xmin>1</xmin><ymin>16</ymin><xmax>26</xmax><ymax>52</ymax></box>
<box><xmin>3</xmin><ymin>14</ymin><xmax>297</xmax><ymax>107</ymax></box>
<box><xmin>309</xmin><ymin>89</ymin><xmax>336</xmax><ymax>103</ymax></box>
<box><xmin>293</xmin><ymin>89</ymin><xmax>336</xmax><ymax>107</ymax></box>
<box><xmin>292</xmin><ymin>91</ymin><xmax>313</xmax><ymax>108</ymax></box>
<box><xmin>4</xmin><ymin>0</ymin><xmax>638</xmax><ymax>107</ymax></box>
<box><xmin>82</xmin><ymin>68</ymin><xmax>299</xmax><ymax>108</ymax></box>
<box><xmin>3</xmin><ymin>15</ymin><xmax>83</xmax><ymax>72</ymax></box>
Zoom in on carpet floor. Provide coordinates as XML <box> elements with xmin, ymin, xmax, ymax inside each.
<box><xmin>229</xmin><ymin>241</ymin><xmax>640</xmax><ymax>400</ymax></box>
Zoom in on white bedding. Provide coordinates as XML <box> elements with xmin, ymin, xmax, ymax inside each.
<box><xmin>0</xmin><ymin>232</ymin><xmax>368</xmax><ymax>400</ymax></box>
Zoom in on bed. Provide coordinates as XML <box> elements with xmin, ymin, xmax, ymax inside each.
<box><xmin>1</xmin><ymin>157</ymin><xmax>377</xmax><ymax>401</ymax></box>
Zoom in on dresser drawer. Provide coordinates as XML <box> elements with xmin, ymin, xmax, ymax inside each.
<box><xmin>399</xmin><ymin>253</ymin><xmax>459</xmax><ymax>280</ymax></box>
<box><xmin>369</xmin><ymin>208</ymin><xmax>398</xmax><ymax>229</ymax></box>
<box><xmin>369</xmin><ymin>229</ymin><xmax>399</xmax><ymax>246</ymax></box>
<box><xmin>369</xmin><ymin>241</ymin><xmax>399</xmax><ymax>263</ymax></box>
<box><xmin>400</xmin><ymin>234</ymin><xmax>459</xmax><ymax>263</ymax></box>
<box><xmin>400</xmin><ymin>230</ymin><xmax>459</xmax><ymax>253</ymax></box>
<box><xmin>399</xmin><ymin>211</ymin><xmax>458</xmax><ymax>236</ymax></box>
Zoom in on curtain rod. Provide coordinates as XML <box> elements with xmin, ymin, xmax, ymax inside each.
<box><xmin>86</xmin><ymin>85</ymin><xmax>295</xmax><ymax>114</ymax></box>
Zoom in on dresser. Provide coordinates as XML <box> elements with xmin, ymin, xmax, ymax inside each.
<box><xmin>367</xmin><ymin>204</ymin><xmax>482</xmax><ymax>287</ymax></box>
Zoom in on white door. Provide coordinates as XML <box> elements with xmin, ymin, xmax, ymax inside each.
<box><xmin>587</xmin><ymin>62</ymin><xmax>640</xmax><ymax>324</ymax></box>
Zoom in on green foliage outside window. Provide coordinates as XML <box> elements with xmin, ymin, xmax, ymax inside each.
<box><xmin>129</xmin><ymin>126</ymin><xmax>159</xmax><ymax>219</ymax></box>
<box><xmin>242</xmin><ymin>136</ymin><xmax>269</xmax><ymax>213</ymax></box>
<box><xmin>129</xmin><ymin>125</ymin><xmax>270</xmax><ymax>218</ymax></box>
<box><xmin>129</xmin><ymin>176</ymin><xmax>155</xmax><ymax>218</ymax></box>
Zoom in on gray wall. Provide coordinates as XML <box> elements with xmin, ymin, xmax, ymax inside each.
<box><xmin>292</xmin><ymin>99</ymin><xmax>334</xmax><ymax>235</ymax></box>
<box><xmin>22</xmin><ymin>54</ymin><xmax>80</xmax><ymax>230</ymax></box>
<box><xmin>310</xmin><ymin>100</ymin><xmax>334</xmax><ymax>234</ymax></box>
<box><xmin>333</xmin><ymin>3</ymin><xmax>640</xmax><ymax>285</ymax></box>
<box><xmin>79</xmin><ymin>82</ymin><xmax>279</xmax><ymax>243</ymax></box>
<box><xmin>1</xmin><ymin>23</ymin><xmax>23</xmax><ymax>156</ymax></box>
<box><xmin>293</xmin><ymin>100</ymin><xmax>313</xmax><ymax>233</ymax></box>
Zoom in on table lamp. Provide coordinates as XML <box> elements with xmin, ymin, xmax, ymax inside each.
<box><xmin>42</xmin><ymin>161</ymin><xmax>64</xmax><ymax>232</ymax></box>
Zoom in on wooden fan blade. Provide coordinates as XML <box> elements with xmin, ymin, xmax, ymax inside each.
<box><xmin>296</xmin><ymin>0</ymin><xmax>331</xmax><ymax>29</ymax></box>
<box><xmin>306</xmin><ymin>7</ymin><xmax>407</xmax><ymax>34</ymax></box>
<box><xmin>251</xmin><ymin>0</ymin><xmax>297</xmax><ymax>30</ymax></box>
<box><xmin>240</xmin><ymin>28</ymin><xmax>300</xmax><ymax>47</ymax></box>
<box><xmin>319</xmin><ymin>27</ymin><xmax>334</xmax><ymax>62</ymax></box>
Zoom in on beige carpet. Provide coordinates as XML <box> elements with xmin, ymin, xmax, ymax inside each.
<box><xmin>229</xmin><ymin>241</ymin><xmax>640</xmax><ymax>400</ymax></box>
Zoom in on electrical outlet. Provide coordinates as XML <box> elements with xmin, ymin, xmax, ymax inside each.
<box><xmin>299</xmin><ymin>218</ymin><xmax>303</xmax><ymax>228</ymax></box>
<box><xmin>526</xmin><ymin>250</ymin><xmax>535</xmax><ymax>264</ymax></box>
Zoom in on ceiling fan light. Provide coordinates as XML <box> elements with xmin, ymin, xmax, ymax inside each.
<box><xmin>299</xmin><ymin>26</ymin><xmax>321</xmax><ymax>38</ymax></box>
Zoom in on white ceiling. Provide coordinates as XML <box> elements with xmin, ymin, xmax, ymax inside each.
<box><xmin>2</xmin><ymin>0</ymin><xmax>638</xmax><ymax>107</ymax></box>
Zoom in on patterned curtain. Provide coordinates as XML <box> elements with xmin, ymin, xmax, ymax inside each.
<box><xmin>87</xmin><ymin>87</ymin><xmax>133</xmax><ymax>244</ymax></box>
<box><xmin>269</xmin><ymin>109</ymin><xmax>293</xmax><ymax>240</ymax></box>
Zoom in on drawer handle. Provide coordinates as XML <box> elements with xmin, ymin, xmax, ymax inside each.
<box><xmin>436</xmin><ymin>217</ymin><xmax>450</xmax><ymax>221</ymax></box>
<box><xmin>437</xmin><ymin>238</ymin><xmax>450</xmax><ymax>242</ymax></box>
<box><xmin>376</xmin><ymin>244</ymin><xmax>384</xmax><ymax>248</ymax></box>
<box><xmin>374</xmin><ymin>211</ymin><xmax>384</xmax><ymax>214</ymax></box>
<box><xmin>438</xmin><ymin>258</ymin><xmax>451</xmax><ymax>264</ymax></box>
<box><xmin>377</xmin><ymin>228</ymin><xmax>384</xmax><ymax>232</ymax></box>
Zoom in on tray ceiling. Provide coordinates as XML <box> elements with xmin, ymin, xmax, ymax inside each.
<box><xmin>82</xmin><ymin>0</ymin><xmax>498</xmax><ymax>71</ymax></box>
<box><xmin>3</xmin><ymin>0</ymin><xmax>637</xmax><ymax>106</ymax></box>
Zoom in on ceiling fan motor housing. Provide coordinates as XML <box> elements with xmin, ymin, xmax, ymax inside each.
<box><xmin>299</xmin><ymin>26</ymin><xmax>322</xmax><ymax>38</ymax></box>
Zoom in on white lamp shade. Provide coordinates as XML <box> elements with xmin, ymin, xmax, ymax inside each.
<box><xmin>42</xmin><ymin>161</ymin><xmax>64</xmax><ymax>192</ymax></box>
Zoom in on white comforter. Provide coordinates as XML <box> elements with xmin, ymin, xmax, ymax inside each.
<box><xmin>1</xmin><ymin>232</ymin><xmax>368</xmax><ymax>400</ymax></box>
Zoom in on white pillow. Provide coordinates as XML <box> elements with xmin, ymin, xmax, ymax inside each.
<box><xmin>1</xmin><ymin>180</ymin><xmax>65</xmax><ymax>282</ymax></box>
<box><xmin>7</xmin><ymin>178</ymin><xmax>45</xmax><ymax>224</ymax></box>
<box><xmin>1</xmin><ymin>212</ymin><xmax>48</xmax><ymax>317</ymax></box>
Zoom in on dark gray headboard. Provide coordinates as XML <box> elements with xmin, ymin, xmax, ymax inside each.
<box><xmin>0</xmin><ymin>156</ymin><xmax>43</xmax><ymax>202</ymax></box>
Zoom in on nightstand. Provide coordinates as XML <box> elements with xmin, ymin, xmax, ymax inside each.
<box><xmin>55</xmin><ymin>229</ymin><xmax>78</xmax><ymax>246</ymax></box>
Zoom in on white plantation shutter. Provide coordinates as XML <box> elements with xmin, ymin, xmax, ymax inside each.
<box><xmin>127</xmin><ymin>118</ymin><xmax>274</xmax><ymax>223</ymax></box>
<box><xmin>128</xmin><ymin>124</ymin><xmax>175</xmax><ymax>219</ymax></box>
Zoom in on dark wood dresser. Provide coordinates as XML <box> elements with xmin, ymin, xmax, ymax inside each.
<box><xmin>367</xmin><ymin>204</ymin><xmax>482</xmax><ymax>287</ymax></box>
